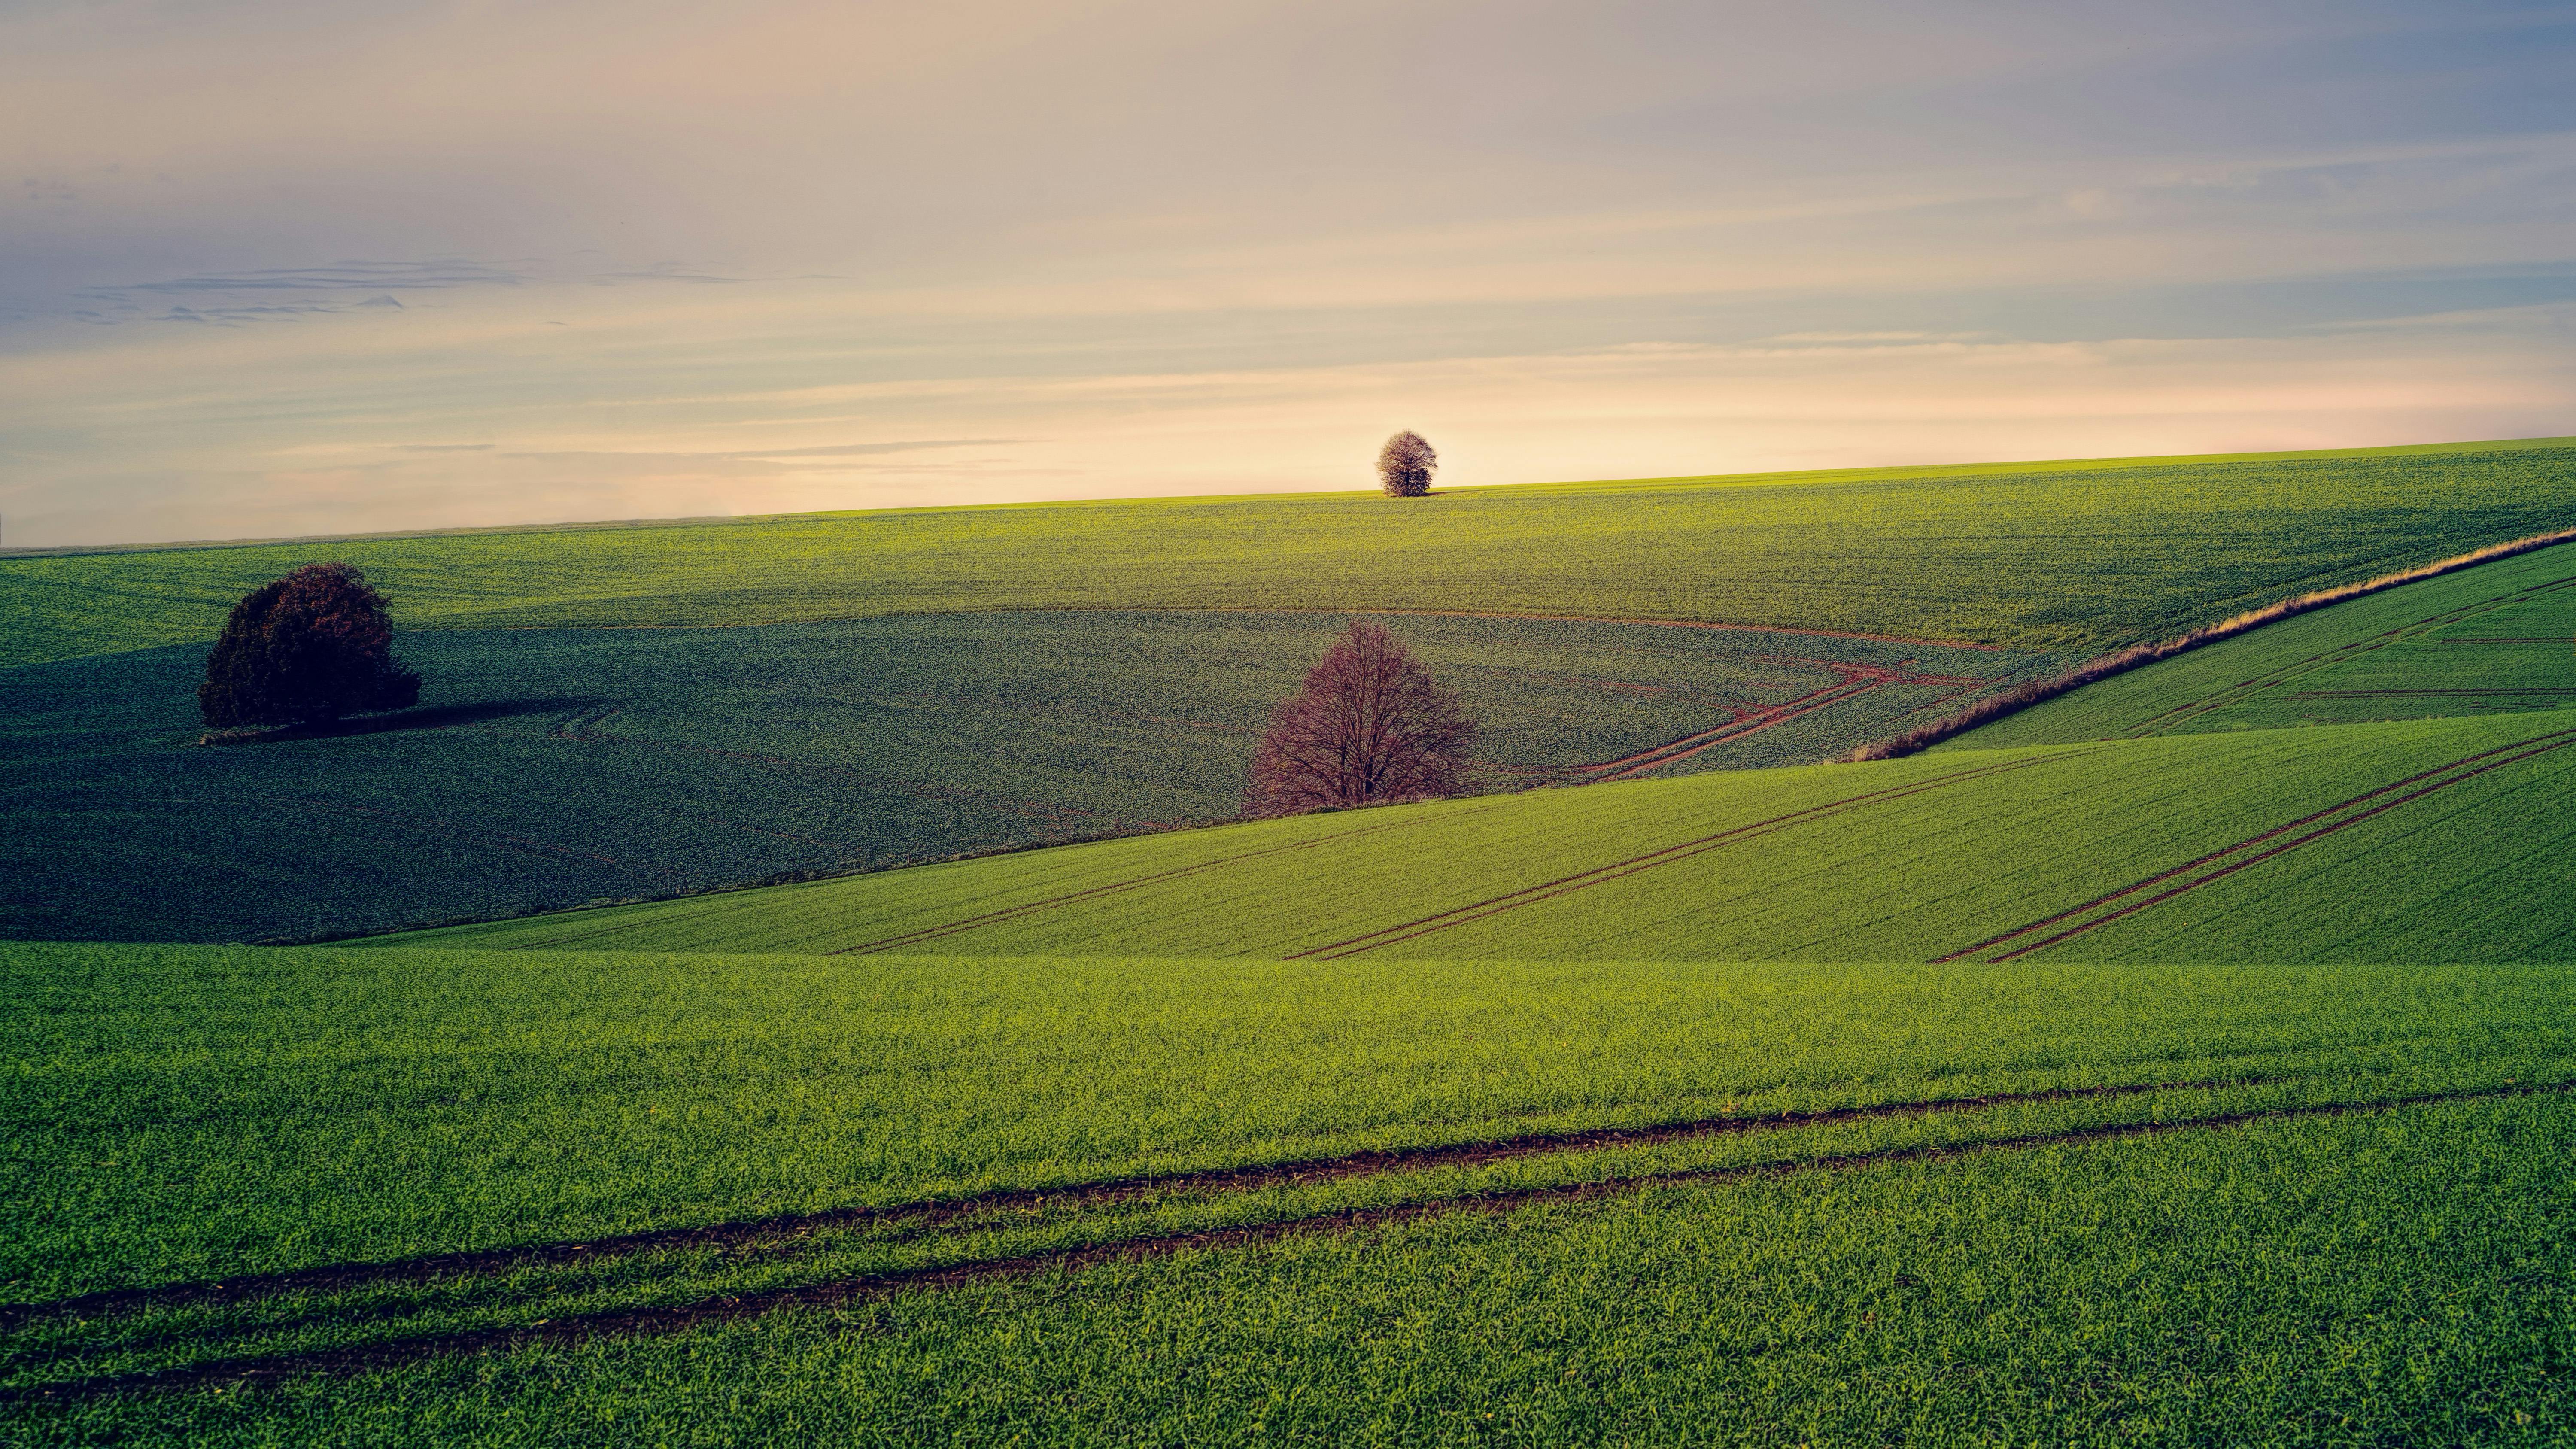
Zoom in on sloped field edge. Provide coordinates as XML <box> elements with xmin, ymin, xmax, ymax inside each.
<box><xmin>1845</xmin><ymin>528</ymin><xmax>2576</xmax><ymax>762</ymax></box>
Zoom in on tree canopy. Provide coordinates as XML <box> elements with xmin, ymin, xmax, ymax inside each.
<box><xmin>199</xmin><ymin>562</ymin><xmax>422</xmax><ymax>728</ymax></box>
<box><xmin>1246</xmin><ymin>621</ymin><xmax>1476</xmax><ymax>815</ymax></box>
<box><xmin>1377</xmin><ymin>431</ymin><xmax>1437</xmax><ymax>496</ymax></box>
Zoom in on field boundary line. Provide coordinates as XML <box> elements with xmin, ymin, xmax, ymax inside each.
<box><xmin>1289</xmin><ymin>750</ymin><xmax>2101</xmax><ymax>961</ymax></box>
<box><xmin>1142</xmin><ymin>605</ymin><xmax>2020</xmax><ymax>653</ymax></box>
<box><xmin>1604</xmin><ymin>663</ymin><xmax>2001</xmax><ymax>780</ymax></box>
<box><xmin>1939</xmin><ymin>725</ymin><xmax>2576</xmax><ymax>963</ymax></box>
<box><xmin>16</xmin><ymin>1080</ymin><xmax>2567</xmax><ymax>1402</ymax></box>
<box><xmin>1569</xmin><ymin>676</ymin><xmax>1871</xmax><ymax>779</ymax></box>
<box><xmin>2290</xmin><ymin>688</ymin><xmax>2576</xmax><ymax>698</ymax></box>
<box><xmin>0</xmin><ymin>1074</ymin><xmax>2224</xmax><ymax>1328</ymax></box>
<box><xmin>1596</xmin><ymin>676</ymin><xmax>1885</xmax><ymax>780</ymax></box>
<box><xmin>1537</xmin><ymin>656</ymin><xmax>1995</xmax><ymax>783</ymax></box>
<box><xmin>2114</xmin><ymin>574</ymin><xmax>2576</xmax><ymax>737</ymax></box>
<box><xmin>1846</xmin><ymin>528</ymin><xmax>2576</xmax><ymax>761</ymax></box>
<box><xmin>823</xmin><ymin>800</ymin><xmax>1518</xmax><ymax>956</ymax></box>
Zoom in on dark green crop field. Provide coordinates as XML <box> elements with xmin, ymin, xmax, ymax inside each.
<box><xmin>0</xmin><ymin>612</ymin><xmax>2050</xmax><ymax>944</ymax></box>
<box><xmin>6</xmin><ymin>943</ymin><xmax>2571</xmax><ymax>1443</ymax></box>
<box><xmin>6</xmin><ymin>437</ymin><xmax>2572</xmax><ymax>669</ymax></box>
<box><xmin>385</xmin><ymin>708</ymin><xmax>2576</xmax><ymax>965</ymax></box>
<box><xmin>1957</xmin><ymin>539</ymin><xmax>2576</xmax><ymax>746</ymax></box>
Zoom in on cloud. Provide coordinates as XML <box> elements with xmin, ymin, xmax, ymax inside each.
<box><xmin>712</xmin><ymin>440</ymin><xmax>1018</xmax><ymax>459</ymax></box>
<box><xmin>1</xmin><ymin>0</ymin><xmax>2572</xmax><ymax>541</ymax></box>
<box><xmin>109</xmin><ymin>261</ymin><xmax>525</xmax><ymax>295</ymax></box>
<box><xmin>47</xmin><ymin>257</ymin><xmax>754</xmax><ymax>327</ymax></box>
<box><xmin>7</xmin><ymin>298</ymin><xmax>2572</xmax><ymax>547</ymax></box>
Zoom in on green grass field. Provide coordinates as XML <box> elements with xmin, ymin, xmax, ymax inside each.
<box><xmin>1954</xmin><ymin>539</ymin><xmax>2576</xmax><ymax>746</ymax></box>
<box><xmin>0</xmin><ymin>612</ymin><xmax>2052</xmax><ymax>944</ymax></box>
<box><xmin>4</xmin><ymin>942</ymin><xmax>2570</xmax><ymax>1442</ymax></box>
<box><xmin>11</xmin><ymin>443</ymin><xmax>2576</xmax><ymax>1443</ymax></box>
<box><xmin>6</xmin><ymin>438</ymin><xmax>2572</xmax><ymax>669</ymax></box>
<box><xmin>378</xmin><ymin>708</ymin><xmax>2576</xmax><ymax>965</ymax></box>
<box><xmin>39</xmin><ymin>1099</ymin><xmax>2558</xmax><ymax>1446</ymax></box>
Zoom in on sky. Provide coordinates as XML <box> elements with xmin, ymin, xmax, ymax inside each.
<box><xmin>3</xmin><ymin>0</ymin><xmax>2574</xmax><ymax>547</ymax></box>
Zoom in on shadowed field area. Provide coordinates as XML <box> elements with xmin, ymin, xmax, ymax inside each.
<box><xmin>0</xmin><ymin>612</ymin><xmax>2050</xmax><ymax>945</ymax></box>
<box><xmin>379</xmin><ymin>711</ymin><xmax>2576</xmax><ymax>964</ymax></box>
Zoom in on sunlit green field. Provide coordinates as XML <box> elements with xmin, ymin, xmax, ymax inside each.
<box><xmin>380</xmin><ymin>709</ymin><xmax>2576</xmax><ymax>965</ymax></box>
<box><xmin>6</xmin><ymin>941</ymin><xmax>2571</xmax><ymax>1443</ymax></box>
<box><xmin>1956</xmin><ymin>540</ymin><xmax>2576</xmax><ymax>746</ymax></box>
<box><xmin>6</xmin><ymin>437</ymin><xmax>2571</xmax><ymax>669</ymax></box>
<box><xmin>37</xmin><ymin>1099</ymin><xmax>2562</xmax><ymax>1446</ymax></box>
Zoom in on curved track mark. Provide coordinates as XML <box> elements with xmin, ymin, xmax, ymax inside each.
<box><xmin>15</xmin><ymin>1080</ymin><xmax>2562</xmax><ymax>1402</ymax></box>
<box><xmin>0</xmin><ymin>1076</ymin><xmax>2207</xmax><ymax>1331</ymax></box>
<box><xmin>826</xmin><ymin>800</ymin><xmax>1515</xmax><ymax>956</ymax></box>
<box><xmin>1938</xmin><ymin>725</ymin><xmax>2576</xmax><ymax>964</ymax></box>
<box><xmin>2119</xmin><ymin>573</ymin><xmax>2576</xmax><ymax>738</ymax></box>
<box><xmin>1289</xmin><ymin>750</ymin><xmax>2101</xmax><ymax>961</ymax></box>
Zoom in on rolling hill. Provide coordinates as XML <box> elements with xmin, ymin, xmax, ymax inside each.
<box><xmin>1951</xmin><ymin>534</ymin><xmax>2576</xmax><ymax>746</ymax></box>
<box><xmin>380</xmin><ymin>707</ymin><xmax>2576</xmax><ymax>964</ymax></box>
<box><xmin>8</xmin><ymin>439</ymin><xmax>2571</xmax><ymax>946</ymax></box>
<box><xmin>7</xmin><ymin>443</ymin><xmax>2576</xmax><ymax>1443</ymax></box>
<box><xmin>0</xmin><ymin>611</ymin><xmax>2054</xmax><ymax>943</ymax></box>
<box><xmin>6</xmin><ymin>437</ymin><xmax>2572</xmax><ymax>670</ymax></box>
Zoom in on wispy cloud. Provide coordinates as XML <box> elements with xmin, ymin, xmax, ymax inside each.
<box><xmin>110</xmin><ymin>261</ymin><xmax>524</xmax><ymax>295</ymax></box>
<box><xmin>3</xmin><ymin>0</ymin><xmax>2573</xmax><ymax>543</ymax></box>
<box><xmin>55</xmin><ymin>257</ymin><xmax>760</xmax><ymax>327</ymax></box>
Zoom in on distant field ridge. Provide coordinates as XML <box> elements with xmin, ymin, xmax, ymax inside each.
<box><xmin>1849</xmin><ymin>525</ymin><xmax>2576</xmax><ymax>761</ymax></box>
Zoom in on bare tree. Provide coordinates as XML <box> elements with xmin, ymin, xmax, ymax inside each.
<box><xmin>1376</xmin><ymin>431</ymin><xmax>1437</xmax><ymax>496</ymax></box>
<box><xmin>1246</xmin><ymin>621</ymin><xmax>1477</xmax><ymax>816</ymax></box>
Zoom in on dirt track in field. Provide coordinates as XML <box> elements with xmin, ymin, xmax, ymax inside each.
<box><xmin>0</xmin><ymin>1075</ymin><xmax>2205</xmax><ymax>1331</ymax></box>
<box><xmin>823</xmin><ymin>798</ymin><xmax>1519</xmax><ymax>955</ymax></box>
<box><xmin>1286</xmin><ymin>749</ymin><xmax>2100</xmax><ymax>961</ymax></box>
<box><xmin>1561</xmin><ymin>659</ymin><xmax>1995</xmax><ymax>783</ymax></box>
<box><xmin>2117</xmin><ymin>571</ymin><xmax>2576</xmax><ymax>738</ymax></box>
<box><xmin>1935</xmin><ymin>723</ymin><xmax>2576</xmax><ymax>964</ymax></box>
<box><xmin>12</xmin><ymin>1079</ymin><xmax>2566</xmax><ymax>1403</ymax></box>
<box><xmin>2289</xmin><ymin>688</ymin><xmax>2576</xmax><ymax>698</ymax></box>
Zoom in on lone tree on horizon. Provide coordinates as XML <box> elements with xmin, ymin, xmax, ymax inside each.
<box><xmin>1377</xmin><ymin>431</ymin><xmax>1437</xmax><ymax>496</ymax></box>
<box><xmin>1246</xmin><ymin>621</ymin><xmax>1477</xmax><ymax>816</ymax></box>
<box><xmin>199</xmin><ymin>562</ymin><xmax>422</xmax><ymax>729</ymax></box>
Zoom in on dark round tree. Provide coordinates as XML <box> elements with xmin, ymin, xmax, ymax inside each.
<box><xmin>1246</xmin><ymin>621</ymin><xmax>1477</xmax><ymax>816</ymax></box>
<box><xmin>198</xmin><ymin>563</ymin><xmax>422</xmax><ymax>728</ymax></box>
<box><xmin>1377</xmin><ymin>430</ymin><xmax>1437</xmax><ymax>496</ymax></box>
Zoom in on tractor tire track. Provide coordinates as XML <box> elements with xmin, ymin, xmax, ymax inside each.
<box><xmin>15</xmin><ymin>1080</ymin><xmax>2564</xmax><ymax>1403</ymax></box>
<box><xmin>0</xmin><ymin>1075</ymin><xmax>2221</xmax><ymax>1331</ymax></box>
<box><xmin>2118</xmin><ymin>572</ymin><xmax>2576</xmax><ymax>738</ymax></box>
<box><xmin>1938</xmin><ymin>724</ymin><xmax>2576</xmax><ymax>964</ymax></box>
<box><xmin>1562</xmin><ymin>661</ymin><xmax>2002</xmax><ymax>783</ymax></box>
<box><xmin>2290</xmin><ymin>688</ymin><xmax>2576</xmax><ymax>698</ymax></box>
<box><xmin>1287</xmin><ymin>749</ymin><xmax>2103</xmax><ymax>961</ymax></box>
<box><xmin>1589</xmin><ymin>678</ymin><xmax>1882</xmax><ymax>781</ymax></box>
<box><xmin>825</xmin><ymin>799</ymin><xmax>1517</xmax><ymax>956</ymax></box>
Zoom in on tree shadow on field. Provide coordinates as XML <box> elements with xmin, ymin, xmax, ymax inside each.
<box><xmin>193</xmin><ymin>698</ymin><xmax>605</xmax><ymax>747</ymax></box>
